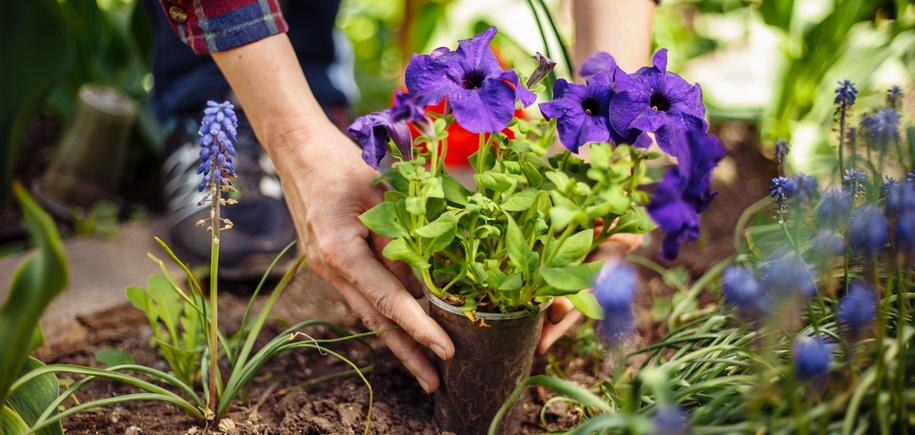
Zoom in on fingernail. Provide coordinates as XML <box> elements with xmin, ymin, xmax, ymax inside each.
<box><xmin>431</xmin><ymin>343</ymin><xmax>448</xmax><ymax>360</ymax></box>
<box><xmin>418</xmin><ymin>377</ymin><xmax>432</xmax><ymax>394</ymax></box>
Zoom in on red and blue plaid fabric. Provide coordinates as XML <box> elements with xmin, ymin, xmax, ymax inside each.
<box><xmin>158</xmin><ymin>0</ymin><xmax>288</xmax><ymax>54</ymax></box>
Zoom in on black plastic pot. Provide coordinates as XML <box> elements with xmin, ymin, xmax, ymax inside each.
<box><xmin>426</xmin><ymin>288</ymin><xmax>551</xmax><ymax>434</ymax></box>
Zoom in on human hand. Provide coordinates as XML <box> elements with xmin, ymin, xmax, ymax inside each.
<box><xmin>536</xmin><ymin>232</ymin><xmax>641</xmax><ymax>355</ymax></box>
<box><xmin>271</xmin><ymin>125</ymin><xmax>455</xmax><ymax>393</ymax></box>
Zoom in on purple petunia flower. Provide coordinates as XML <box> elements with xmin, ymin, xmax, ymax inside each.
<box><xmin>647</xmin><ymin>130</ymin><xmax>725</xmax><ymax>260</ymax></box>
<box><xmin>526</xmin><ymin>52</ymin><xmax>556</xmax><ymax>88</ymax></box>
<box><xmin>593</xmin><ymin>261</ymin><xmax>637</xmax><ymax>345</ymax></box>
<box><xmin>838</xmin><ymin>281</ymin><xmax>876</xmax><ymax>340</ymax></box>
<box><xmin>608</xmin><ymin>49</ymin><xmax>707</xmax><ymax>156</ymax></box>
<box><xmin>348</xmin><ymin>110</ymin><xmax>413</xmax><ymax>170</ymax></box>
<box><xmin>793</xmin><ymin>335</ymin><xmax>832</xmax><ymax>382</ymax></box>
<box><xmin>390</xmin><ymin>89</ymin><xmax>435</xmax><ymax>140</ymax></box>
<box><xmin>539</xmin><ymin>73</ymin><xmax>616</xmax><ymax>153</ymax></box>
<box><xmin>404</xmin><ymin>26</ymin><xmax>536</xmax><ymax>134</ymax></box>
<box><xmin>848</xmin><ymin>205</ymin><xmax>888</xmax><ymax>253</ymax></box>
<box><xmin>197</xmin><ymin>101</ymin><xmax>239</xmax><ymax>192</ymax></box>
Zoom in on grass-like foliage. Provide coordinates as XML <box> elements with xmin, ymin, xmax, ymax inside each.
<box><xmin>497</xmin><ymin>84</ymin><xmax>914</xmax><ymax>434</ymax></box>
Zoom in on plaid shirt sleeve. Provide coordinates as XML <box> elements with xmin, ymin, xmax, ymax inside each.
<box><xmin>158</xmin><ymin>0</ymin><xmax>288</xmax><ymax>54</ymax></box>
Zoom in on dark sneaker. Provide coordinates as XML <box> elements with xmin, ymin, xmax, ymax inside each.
<box><xmin>161</xmin><ymin>104</ymin><xmax>297</xmax><ymax>281</ymax></box>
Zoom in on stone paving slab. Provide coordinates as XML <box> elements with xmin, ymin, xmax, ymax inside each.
<box><xmin>0</xmin><ymin>219</ymin><xmax>182</xmax><ymax>346</ymax></box>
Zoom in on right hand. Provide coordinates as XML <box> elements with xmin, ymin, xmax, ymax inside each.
<box><xmin>270</xmin><ymin>124</ymin><xmax>455</xmax><ymax>394</ymax></box>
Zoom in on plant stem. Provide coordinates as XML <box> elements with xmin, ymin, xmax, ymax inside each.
<box><xmin>208</xmin><ymin>183</ymin><xmax>221</xmax><ymax>416</ymax></box>
<box><xmin>838</xmin><ymin>106</ymin><xmax>846</xmax><ymax>178</ymax></box>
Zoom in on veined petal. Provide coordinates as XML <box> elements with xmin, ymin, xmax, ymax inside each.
<box><xmin>450</xmin><ymin>77</ymin><xmax>516</xmax><ymax>133</ymax></box>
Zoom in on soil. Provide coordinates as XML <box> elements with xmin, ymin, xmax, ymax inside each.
<box><xmin>17</xmin><ymin>118</ymin><xmax>775</xmax><ymax>434</ymax></box>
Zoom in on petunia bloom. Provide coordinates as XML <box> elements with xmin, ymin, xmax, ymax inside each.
<box><xmin>197</xmin><ymin>101</ymin><xmax>239</xmax><ymax>192</ymax></box>
<box><xmin>348</xmin><ymin>110</ymin><xmax>413</xmax><ymax>170</ymax></box>
<box><xmin>608</xmin><ymin>49</ymin><xmax>707</xmax><ymax>156</ymax></box>
<box><xmin>539</xmin><ymin>73</ymin><xmax>615</xmax><ymax>153</ymax></box>
<box><xmin>647</xmin><ymin>130</ymin><xmax>725</xmax><ymax>260</ymax></box>
<box><xmin>404</xmin><ymin>26</ymin><xmax>536</xmax><ymax>134</ymax></box>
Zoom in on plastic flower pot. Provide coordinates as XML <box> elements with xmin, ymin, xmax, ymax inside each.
<box><xmin>425</xmin><ymin>287</ymin><xmax>551</xmax><ymax>434</ymax></box>
<box><xmin>38</xmin><ymin>83</ymin><xmax>136</xmax><ymax>213</ymax></box>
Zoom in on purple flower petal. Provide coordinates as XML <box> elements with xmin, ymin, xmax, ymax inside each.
<box><xmin>348</xmin><ymin>111</ymin><xmax>413</xmax><ymax>170</ymax></box>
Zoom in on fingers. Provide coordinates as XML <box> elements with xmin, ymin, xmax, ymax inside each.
<box><xmin>588</xmin><ymin>232</ymin><xmax>642</xmax><ymax>262</ymax></box>
<box><xmin>538</xmin><ymin>305</ymin><xmax>582</xmax><ymax>355</ymax></box>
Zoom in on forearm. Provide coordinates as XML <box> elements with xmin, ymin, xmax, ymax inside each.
<box><xmin>210</xmin><ymin>33</ymin><xmax>336</xmax><ymax>161</ymax></box>
<box><xmin>572</xmin><ymin>0</ymin><xmax>655</xmax><ymax>74</ymax></box>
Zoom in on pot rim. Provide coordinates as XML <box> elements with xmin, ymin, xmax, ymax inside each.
<box><xmin>423</xmin><ymin>286</ymin><xmax>553</xmax><ymax>320</ymax></box>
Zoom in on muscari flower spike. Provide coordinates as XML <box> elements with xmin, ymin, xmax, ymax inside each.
<box><xmin>647</xmin><ymin>130</ymin><xmax>725</xmax><ymax>260</ymax></box>
<box><xmin>886</xmin><ymin>180</ymin><xmax>915</xmax><ymax>215</ymax></box>
<box><xmin>608</xmin><ymin>49</ymin><xmax>707</xmax><ymax>156</ymax></box>
<box><xmin>760</xmin><ymin>254</ymin><xmax>816</xmax><ymax>300</ymax></box>
<box><xmin>774</xmin><ymin>139</ymin><xmax>790</xmax><ymax>164</ymax></box>
<box><xmin>769</xmin><ymin>176</ymin><xmax>796</xmax><ymax>206</ymax></box>
<box><xmin>834</xmin><ymin>80</ymin><xmax>857</xmax><ymax>111</ymax></box>
<box><xmin>652</xmin><ymin>405</ymin><xmax>689</xmax><ymax>435</ymax></box>
<box><xmin>593</xmin><ymin>261</ymin><xmax>637</xmax><ymax>345</ymax></box>
<box><xmin>817</xmin><ymin>188</ymin><xmax>852</xmax><ymax>227</ymax></box>
<box><xmin>790</xmin><ymin>174</ymin><xmax>817</xmax><ymax>204</ymax></box>
<box><xmin>197</xmin><ymin>101</ymin><xmax>239</xmax><ymax>193</ymax></box>
<box><xmin>811</xmin><ymin>229</ymin><xmax>845</xmax><ymax>258</ymax></box>
<box><xmin>721</xmin><ymin>265</ymin><xmax>769</xmax><ymax>322</ymax></box>
<box><xmin>861</xmin><ymin>108</ymin><xmax>900</xmax><ymax>150</ymax></box>
<box><xmin>404</xmin><ymin>26</ymin><xmax>536</xmax><ymax>134</ymax></box>
<box><xmin>886</xmin><ymin>86</ymin><xmax>904</xmax><ymax>110</ymax></box>
<box><xmin>848</xmin><ymin>205</ymin><xmax>888</xmax><ymax>253</ymax></box>
<box><xmin>792</xmin><ymin>335</ymin><xmax>833</xmax><ymax>382</ymax></box>
<box><xmin>838</xmin><ymin>281</ymin><xmax>876</xmax><ymax>340</ymax></box>
<box><xmin>843</xmin><ymin>169</ymin><xmax>867</xmax><ymax>196</ymax></box>
<box><xmin>348</xmin><ymin>110</ymin><xmax>413</xmax><ymax>170</ymax></box>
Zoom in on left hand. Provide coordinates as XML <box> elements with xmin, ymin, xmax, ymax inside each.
<box><xmin>536</xmin><ymin>232</ymin><xmax>641</xmax><ymax>355</ymax></box>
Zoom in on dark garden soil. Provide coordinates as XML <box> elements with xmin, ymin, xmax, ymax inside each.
<box><xmin>19</xmin><ymin>120</ymin><xmax>775</xmax><ymax>434</ymax></box>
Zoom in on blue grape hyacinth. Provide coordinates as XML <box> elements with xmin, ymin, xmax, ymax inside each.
<box><xmin>593</xmin><ymin>261</ymin><xmax>637</xmax><ymax>345</ymax></box>
<box><xmin>197</xmin><ymin>101</ymin><xmax>239</xmax><ymax>193</ymax></box>
<box><xmin>793</xmin><ymin>335</ymin><xmax>832</xmax><ymax>382</ymax></box>
<box><xmin>838</xmin><ymin>281</ymin><xmax>876</xmax><ymax>340</ymax></box>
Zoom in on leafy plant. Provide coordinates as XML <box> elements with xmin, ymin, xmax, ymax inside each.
<box><xmin>0</xmin><ymin>183</ymin><xmax>69</xmax><ymax>434</ymax></box>
<box><xmin>504</xmin><ymin>83</ymin><xmax>915</xmax><ymax>434</ymax></box>
<box><xmin>352</xmin><ymin>27</ymin><xmax>722</xmax><ymax>320</ymax></box>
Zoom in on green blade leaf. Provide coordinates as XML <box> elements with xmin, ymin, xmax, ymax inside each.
<box><xmin>6</xmin><ymin>357</ymin><xmax>63</xmax><ymax>435</ymax></box>
<box><xmin>415</xmin><ymin>212</ymin><xmax>458</xmax><ymax>238</ymax></box>
<box><xmin>473</xmin><ymin>172</ymin><xmax>515</xmax><ymax>192</ymax></box>
<box><xmin>94</xmin><ymin>349</ymin><xmax>137</xmax><ymax>368</ymax></box>
<box><xmin>500</xmin><ymin>188</ymin><xmax>538</xmax><ymax>212</ymax></box>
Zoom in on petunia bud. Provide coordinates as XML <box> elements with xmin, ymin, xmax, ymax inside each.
<box><xmin>525</xmin><ymin>52</ymin><xmax>557</xmax><ymax>88</ymax></box>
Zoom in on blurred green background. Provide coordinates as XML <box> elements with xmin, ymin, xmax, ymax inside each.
<box><xmin>2</xmin><ymin>0</ymin><xmax>913</xmax><ymax>225</ymax></box>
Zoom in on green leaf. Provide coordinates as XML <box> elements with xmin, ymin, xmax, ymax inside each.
<box><xmin>505</xmin><ymin>213</ymin><xmax>536</xmax><ymax>278</ymax></box>
<box><xmin>497</xmin><ymin>274</ymin><xmax>523</xmax><ymax>291</ymax></box>
<box><xmin>147</xmin><ymin>274</ymin><xmax>181</xmax><ymax>341</ymax></box>
<box><xmin>382</xmin><ymin>238</ymin><xmax>429</xmax><ymax>269</ymax></box>
<box><xmin>2</xmin><ymin>405</ymin><xmax>29</xmax><ymax>434</ymax></box>
<box><xmin>501</xmin><ymin>188</ymin><xmax>538</xmax><ymax>212</ymax></box>
<box><xmin>539</xmin><ymin>264</ymin><xmax>596</xmax><ymax>293</ymax></box>
<box><xmin>565</xmin><ymin>292</ymin><xmax>604</xmax><ymax>320</ymax></box>
<box><xmin>94</xmin><ymin>349</ymin><xmax>137</xmax><ymax>368</ymax></box>
<box><xmin>1</xmin><ymin>0</ymin><xmax>74</xmax><ymax>209</ymax></box>
<box><xmin>545</xmin><ymin>171</ymin><xmax>571</xmax><ymax>192</ymax></box>
<box><xmin>473</xmin><ymin>172</ymin><xmax>515</xmax><ymax>192</ymax></box>
<box><xmin>469</xmin><ymin>262</ymin><xmax>487</xmax><ymax>283</ymax></box>
<box><xmin>611</xmin><ymin>207</ymin><xmax>657</xmax><ymax>235</ymax></box>
<box><xmin>442</xmin><ymin>175</ymin><xmax>472</xmax><ymax>205</ymax></box>
<box><xmin>522</xmin><ymin>162</ymin><xmax>543</xmax><ymax>188</ymax></box>
<box><xmin>415</xmin><ymin>212</ymin><xmax>458</xmax><ymax>238</ymax></box>
<box><xmin>6</xmin><ymin>357</ymin><xmax>63</xmax><ymax>435</ymax></box>
<box><xmin>126</xmin><ymin>285</ymin><xmax>150</xmax><ymax>313</ymax></box>
<box><xmin>406</xmin><ymin>197</ymin><xmax>427</xmax><ymax>215</ymax></box>
<box><xmin>0</xmin><ymin>185</ymin><xmax>69</xmax><ymax>408</ymax></box>
<box><xmin>550</xmin><ymin>230</ymin><xmax>593</xmax><ymax>267</ymax></box>
<box><xmin>359</xmin><ymin>201</ymin><xmax>409</xmax><ymax>238</ymax></box>
<box><xmin>549</xmin><ymin>205</ymin><xmax>584</xmax><ymax>231</ymax></box>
